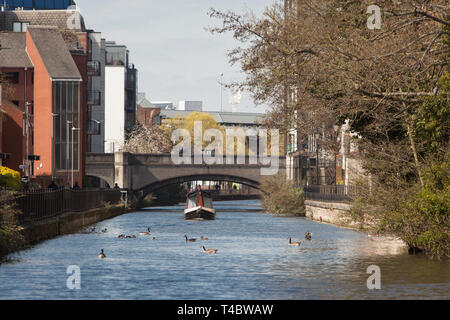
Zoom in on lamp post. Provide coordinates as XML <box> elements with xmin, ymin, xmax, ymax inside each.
<box><xmin>66</xmin><ymin>120</ymin><xmax>72</xmax><ymax>185</ymax></box>
<box><xmin>71</xmin><ymin>126</ymin><xmax>80</xmax><ymax>188</ymax></box>
<box><xmin>220</xmin><ymin>73</ymin><xmax>224</xmax><ymax>112</ymax></box>
<box><xmin>333</xmin><ymin>125</ymin><xmax>340</xmax><ymax>186</ymax></box>
<box><xmin>51</xmin><ymin>113</ymin><xmax>58</xmax><ymax>181</ymax></box>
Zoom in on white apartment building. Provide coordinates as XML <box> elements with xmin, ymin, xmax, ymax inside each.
<box><xmin>103</xmin><ymin>41</ymin><xmax>138</xmax><ymax>153</ymax></box>
<box><xmin>178</xmin><ymin>101</ymin><xmax>203</xmax><ymax>112</ymax></box>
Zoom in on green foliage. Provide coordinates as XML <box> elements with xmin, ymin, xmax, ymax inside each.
<box><xmin>261</xmin><ymin>174</ymin><xmax>305</xmax><ymax>216</ymax></box>
<box><xmin>380</xmin><ymin>162</ymin><xmax>450</xmax><ymax>258</ymax></box>
<box><xmin>0</xmin><ymin>167</ymin><xmax>22</xmax><ymax>190</ymax></box>
<box><xmin>412</xmin><ymin>95</ymin><xmax>449</xmax><ymax>158</ymax></box>
<box><xmin>0</xmin><ymin>192</ymin><xmax>25</xmax><ymax>261</ymax></box>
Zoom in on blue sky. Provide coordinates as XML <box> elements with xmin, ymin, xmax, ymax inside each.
<box><xmin>75</xmin><ymin>0</ymin><xmax>273</xmax><ymax>113</ymax></box>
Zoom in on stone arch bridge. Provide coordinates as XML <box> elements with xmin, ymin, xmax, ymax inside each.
<box><xmin>85</xmin><ymin>152</ymin><xmax>287</xmax><ymax>203</ymax></box>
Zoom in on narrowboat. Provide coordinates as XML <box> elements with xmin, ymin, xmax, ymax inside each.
<box><xmin>184</xmin><ymin>188</ymin><xmax>216</xmax><ymax>220</ymax></box>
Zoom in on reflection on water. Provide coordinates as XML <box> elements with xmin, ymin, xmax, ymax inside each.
<box><xmin>0</xmin><ymin>200</ymin><xmax>448</xmax><ymax>300</ymax></box>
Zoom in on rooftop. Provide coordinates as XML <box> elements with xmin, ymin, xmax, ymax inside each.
<box><xmin>160</xmin><ymin>110</ymin><xmax>264</xmax><ymax>126</ymax></box>
<box><xmin>0</xmin><ymin>9</ymin><xmax>86</xmax><ymax>32</ymax></box>
<box><xmin>0</xmin><ymin>32</ymin><xmax>33</xmax><ymax>68</ymax></box>
<box><xmin>27</xmin><ymin>26</ymin><xmax>81</xmax><ymax>80</ymax></box>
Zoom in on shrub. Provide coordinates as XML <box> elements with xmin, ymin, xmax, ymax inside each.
<box><xmin>261</xmin><ymin>174</ymin><xmax>305</xmax><ymax>216</ymax></box>
<box><xmin>0</xmin><ymin>191</ymin><xmax>25</xmax><ymax>261</ymax></box>
<box><xmin>378</xmin><ymin>162</ymin><xmax>450</xmax><ymax>258</ymax></box>
<box><xmin>0</xmin><ymin>167</ymin><xmax>22</xmax><ymax>190</ymax></box>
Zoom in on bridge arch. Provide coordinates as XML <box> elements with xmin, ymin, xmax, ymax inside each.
<box><xmin>84</xmin><ymin>174</ymin><xmax>115</xmax><ymax>189</ymax></box>
<box><xmin>134</xmin><ymin>174</ymin><xmax>261</xmax><ymax>202</ymax></box>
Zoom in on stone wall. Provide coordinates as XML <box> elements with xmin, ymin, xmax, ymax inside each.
<box><xmin>21</xmin><ymin>205</ymin><xmax>128</xmax><ymax>245</ymax></box>
<box><xmin>305</xmin><ymin>200</ymin><xmax>362</xmax><ymax>229</ymax></box>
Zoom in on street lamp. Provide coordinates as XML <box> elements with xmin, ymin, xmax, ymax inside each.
<box><xmin>66</xmin><ymin>120</ymin><xmax>72</xmax><ymax>185</ymax></box>
<box><xmin>333</xmin><ymin>125</ymin><xmax>340</xmax><ymax>186</ymax></box>
<box><xmin>71</xmin><ymin>126</ymin><xmax>80</xmax><ymax>188</ymax></box>
<box><xmin>220</xmin><ymin>73</ymin><xmax>224</xmax><ymax>112</ymax></box>
<box><xmin>51</xmin><ymin>113</ymin><xmax>59</xmax><ymax>181</ymax></box>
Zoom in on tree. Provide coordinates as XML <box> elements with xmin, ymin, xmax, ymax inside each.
<box><xmin>210</xmin><ymin>0</ymin><xmax>449</xmax><ymax>257</ymax></box>
<box><xmin>122</xmin><ymin>124</ymin><xmax>172</xmax><ymax>154</ymax></box>
<box><xmin>161</xmin><ymin>111</ymin><xmax>227</xmax><ymax>151</ymax></box>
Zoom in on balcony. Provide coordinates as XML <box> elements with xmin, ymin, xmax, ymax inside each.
<box><xmin>87</xmin><ymin>61</ymin><xmax>101</xmax><ymax>77</ymax></box>
<box><xmin>87</xmin><ymin>90</ymin><xmax>101</xmax><ymax>105</ymax></box>
<box><xmin>86</xmin><ymin>120</ymin><xmax>101</xmax><ymax>136</ymax></box>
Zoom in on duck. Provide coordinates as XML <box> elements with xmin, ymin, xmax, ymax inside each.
<box><xmin>185</xmin><ymin>235</ymin><xmax>197</xmax><ymax>242</ymax></box>
<box><xmin>202</xmin><ymin>246</ymin><xmax>218</xmax><ymax>254</ymax></box>
<box><xmin>139</xmin><ymin>228</ymin><xmax>151</xmax><ymax>236</ymax></box>
<box><xmin>201</xmin><ymin>236</ymin><xmax>210</xmax><ymax>241</ymax></box>
<box><xmin>118</xmin><ymin>234</ymin><xmax>125</xmax><ymax>239</ymax></box>
<box><xmin>288</xmin><ymin>237</ymin><xmax>302</xmax><ymax>246</ymax></box>
<box><xmin>101</xmin><ymin>228</ymin><xmax>108</xmax><ymax>233</ymax></box>
<box><xmin>152</xmin><ymin>237</ymin><xmax>156</xmax><ymax>240</ymax></box>
<box><xmin>98</xmin><ymin>249</ymin><xmax>106</xmax><ymax>259</ymax></box>
<box><xmin>126</xmin><ymin>235</ymin><xmax>136</xmax><ymax>239</ymax></box>
<box><xmin>305</xmin><ymin>232</ymin><xmax>312</xmax><ymax>241</ymax></box>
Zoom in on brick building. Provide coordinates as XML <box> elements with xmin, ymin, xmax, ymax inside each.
<box><xmin>0</xmin><ymin>26</ymin><xmax>86</xmax><ymax>187</ymax></box>
<box><xmin>0</xmin><ymin>32</ymin><xmax>34</xmax><ymax>173</ymax></box>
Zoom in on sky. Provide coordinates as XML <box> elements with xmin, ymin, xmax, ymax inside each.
<box><xmin>75</xmin><ymin>0</ymin><xmax>273</xmax><ymax>114</ymax></box>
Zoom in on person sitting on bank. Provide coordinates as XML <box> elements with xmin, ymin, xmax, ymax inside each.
<box><xmin>114</xmin><ymin>183</ymin><xmax>120</xmax><ymax>189</ymax></box>
<box><xmin>72</xmin><ymin>182</ymin><xmax>81</xmax><ymax>190</ymax></box>
<box><xmin>47</xmin><ymin>181</ymin><xmax>58</xmax><ymax>190</ymax></box>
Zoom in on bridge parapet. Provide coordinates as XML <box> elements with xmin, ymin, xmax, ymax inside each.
<box><xmin>86</xmin><ymin>152</ymin><xmax>287</xmax><ymax>200</ymax></box>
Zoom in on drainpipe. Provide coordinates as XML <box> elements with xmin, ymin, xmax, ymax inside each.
<box><xmin>24</xmin><ymin>67</ymin><xmax>29</xmax><ymax>177</ymax></box>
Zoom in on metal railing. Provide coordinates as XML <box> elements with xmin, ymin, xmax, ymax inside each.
<box><xmin>87</xmin><ymin>60</ymin><xmax>101</xmax><ymax>76</ymax></box>
<box><xmin>86</xmin><ymin>119</ymin><xmax>102</xmax><ymax>135</ymax></box>
<box><xmin>2</xmin><ymin>188</ymin><xmax>122</xmax><ymax>224</ymax></box>
<box><xmin>87</xmin><ymin>90</ymin><xmax>102</xmax><ymax>105</ymax></box>
<box><xmin>301</xmin><ymin>185</ymin><xmax>357</xmax><ymax>203</ymax></box>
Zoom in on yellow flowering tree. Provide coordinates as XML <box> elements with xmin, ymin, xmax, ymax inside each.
<box><xmin>0</xmin><ymin>167</ymin><xmax>22</xmax><ymax>190</ymax></box>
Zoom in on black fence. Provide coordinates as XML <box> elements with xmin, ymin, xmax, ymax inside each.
<box><xmin>300</xmin><ymin>185</ymin><xmax>357</xmax><ymax>203</ymax></box>
<box><xmin>1</xmin><ymin>188</ymin><xmax>123</xmax><ymax>224</ymax></box>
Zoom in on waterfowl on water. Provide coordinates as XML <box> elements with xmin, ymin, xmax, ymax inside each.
<box><xmin>152</xmin><ymin>237</ymin><xmax>156</xmax><ymax>240</ymax></box>
<box><xmin>305</xmin><ymin>232</ymin><xmax>312</xmax><ymax>240</ymax></box>
<box><xmin>139</xmin><ymin>228</ymin><xmax>151</xmax><ymax>236</ymax></box>
<box><xmin>201</xmin><ymin>236</ymin><xmax>210</xmax><ymax>241</ymax></box>
<box><xmin>98</xmin><ymin>249</ymin><xmax>106</xmax><ymax>259</ymax></box>
<box><xmin>202</xmin><ymin>246</ymin><xmax>218</xmax><ymax>254</ymax></box>
<box><xmin>101</xmin><ymin>228</ymin><xmax>108</xmax><ymax>233</ymax></box>
<box><xmin>185</xmin><ymin>235</ymin><xmax>197</xmax><ymax>242</ymax></box>
<box><xmin>126</xmin><ymin>235</ymin><xmax>136</xmax><ymax>239</ymax></box>
<box><xmin>118</xmin><ymin>234</ymin><xmax>125</xmax><ymax>239</ymax></box>
<box><xmin>289</xmin><ymin>237</ymin><xmax>302</xmax><ymax>246</ymax></box>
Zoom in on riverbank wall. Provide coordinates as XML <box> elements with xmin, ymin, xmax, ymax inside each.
<box><xmin>305</xmin><ymin>200</ymin><xmax>407</xmax><ymax>251</ymax></box>
<box><xmin>20</xmin><ymin>205</ymin><xmax>130</xmax><ymax>245</ymax></box>
<box><xmin>305</xmin><ymin>200</ymin><xmax>362</xmax><ymax>229</ymax></box>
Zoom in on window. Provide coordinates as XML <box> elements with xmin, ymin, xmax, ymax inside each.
<box><xmin>4</xmin><ymin>72</ymin><xmax>19</xmax><ymax>84</ymax></box>
<box><xmin>53</xmin><ymin>81</ymin><xmax>80</xmax><ymax>171</ymax></box>
<box><xmin>12</xmin><ymin>22</ymin><xmax>29</xmax><ymax>33</ymax></box>
<box><xmin>5</xmin><ymin>0</ymin><xmax>74</xmax><ymax>10</ymax></box>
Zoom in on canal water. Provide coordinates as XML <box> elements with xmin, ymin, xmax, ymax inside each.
<box><xmin>0</xmin><ymin>200</ymin><xmax>449</xmax><ymax>300</ymax></box>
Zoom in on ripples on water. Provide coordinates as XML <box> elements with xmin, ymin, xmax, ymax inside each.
<box><xmin>0</xmin><ymin>200</ymin><xmax>449</xmax><ymax>300</ymax></box>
